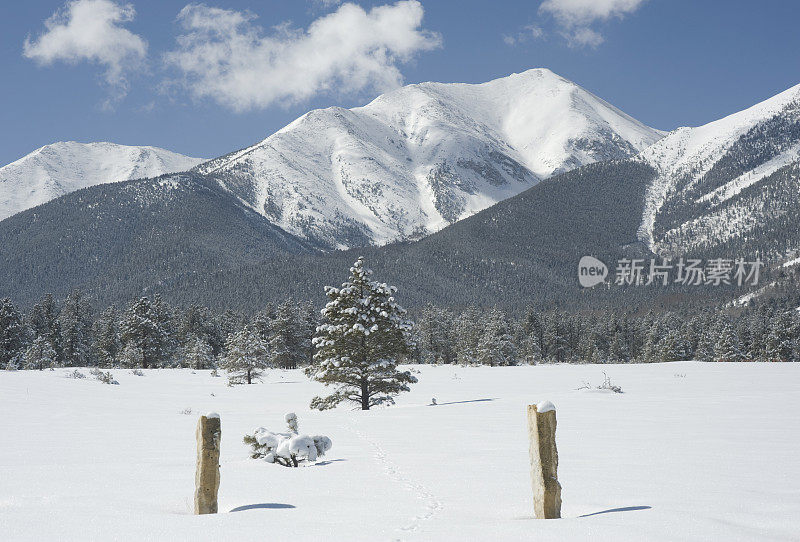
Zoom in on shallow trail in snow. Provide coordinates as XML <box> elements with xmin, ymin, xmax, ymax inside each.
<box><xmin>342</xmin><ymin>416</ymin><xmax>444</xmax><ymax>539</ymax></box>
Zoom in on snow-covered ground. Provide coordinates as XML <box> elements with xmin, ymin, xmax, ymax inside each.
<box><xmin>1</xmin><ymin>362</ymin><xmax>798</xmax><ymax>541</ymax></box>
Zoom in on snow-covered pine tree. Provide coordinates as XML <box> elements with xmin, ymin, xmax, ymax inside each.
<box><xmin>151</xmin><ymin>295</ymin><xmax>177</xmax><ymax>366</ymax></box>
<box><xmin>92</xmin><ymin>306</ymin><xmax>121</xmax><ymax>368</ymax></box>
<box><xmin>180</xmin><ymin>305</ymin><xmax>223</xmax><ymax>357</ymax></box>
<box><xmin>59</xmin><ymin>290</ymin><xmax>93</xmax><ymax>367</ymax></box>
<box><xmin>220</xmin><ymin>326</ymin><xmax>269</xmax><ymax>384</ymax></box>
<box><xmin>269</xmin><ymin>300</ymin><xmax>298</xmax><ymax>369</ymax></box>
<box><xmin>765</xmin><ymin>310</ymin><xmax>799</xmax><ymax>362</ymax></box>
<box><xmin>417</xmin><ymin>304</ymin><xmax>454</xmax><ymax>364</ymax></box>
<box><xmin>543</xmin><ymin>313</ymin><xmax>568</xmax><ymax>363</ymax></box>
<box><xmin>0</xmin><ymin>298</ymin><xmax>28</xmax><ymax>368</ymax></box>
<box><xmin>306</xmin><ymin>257</ymin><xmax>417</xmax><ymax>410</ymax></box>
<box><xmin>117</xmin><ymin>343</ymin><xmax>144</xmax><ymax>368</ymax></box>
<box><xmin>296</xmin><ymin>301</ymin><xmax>317</xmax><ymax>366</ymax></box>
<box><xmin>477</xmin><ymin>308</ymin><xmax>518</xmax><ymax>366</ymax></box>
<box><xmin>29</xmin><ymin>293</ymin><xmax>63</xmax><ymax>364</ymax></box>
<box><xmin>22</xmin><ymin>336</ymin><xmax>58</xmax><ymax>370</ymax></box>
<box><xmin>713</xmin><ymin>317</ymin><xmax>743</xmax><ymax>362</ymax></box>
<box><xmin>452</xmin><ymin>306</ymin><xmax>482</xmax><ymax>365</ymax></box>
<box><xmin>119</xmin><ymin>297</ymin><xmax>170</xmax><ymax>368</ymax></box>
<box><xmin>184</xmin><ymin>334</ymin><xmax>215</xmax><ymax>369</ymax></box>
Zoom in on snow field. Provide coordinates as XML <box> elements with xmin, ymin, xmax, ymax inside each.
<box><xmin>1</xmin><ymin>362</ymin><xmax>798</xmax><ymax>541</ymax></box>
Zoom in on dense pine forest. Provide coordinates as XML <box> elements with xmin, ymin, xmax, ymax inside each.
<box><xmin>2</xmin><ymin>284</ymin><xmax>799</xmax><ymax>372</ymax></box>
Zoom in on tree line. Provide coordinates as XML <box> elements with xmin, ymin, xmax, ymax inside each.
<box><xmin>1</xmin><ymin>288</ymin><xmax>798</xmax><ymax>372</ymax></box>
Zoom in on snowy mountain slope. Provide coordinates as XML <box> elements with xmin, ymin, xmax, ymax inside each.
<box><xmin>0</xmin><ymin>141</ymin><xmax>206</xmax><ymax>221</ymax></box>
<box><xmin>197</xmin><ymin>68</ymin><xmax>663</xmax><ymax>249</ymax></box>
<box><xmin>637</xmin><ymin>83</ymin><xmax>800</xmax><ymax>255</ymax></box>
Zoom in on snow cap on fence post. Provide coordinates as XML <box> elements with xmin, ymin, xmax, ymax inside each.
<box><xmin>527</xmin><ymin>401</ymin><xmax>561</xmax><ymax>519</ymax></box>
<box><xmin>194</xmin><ymin>413</ymin><xmax>221</xmax><ymax>514</ymax></box>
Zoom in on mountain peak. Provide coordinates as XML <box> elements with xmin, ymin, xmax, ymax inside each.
<box><xmin>196</xmin><ymin>70</ymin><xmax>663</xmax><ymax>249</ymax></box>
<box><xmin>0</xmin><ymin>142</ymin><xmax>206</xmax><ymax>221</ymax></box>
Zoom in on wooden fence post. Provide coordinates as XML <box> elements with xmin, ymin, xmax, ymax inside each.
<box><xmin>527</xmin><ymin>401</ymin><xmax>561</xmax><ymax>519</ymax></box>
<box><xmin>194</xmin><ymin>413</ymin><xmax>221</xmax><ymax>514</ymax></box>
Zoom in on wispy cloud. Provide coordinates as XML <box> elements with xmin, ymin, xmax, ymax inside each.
<box><xmin>163</xmin><ymin>1</ymin><xmax>441</xmax><ymax>112</ymax></box>
<box><xmin>539</xmin><ymin>0</ymin><xmax>647</xmax><ymax>48</ymax></box>
<box><xmin>23</xmin><ymin>0</ymin><xmax>148</xmax><ymax>105</ymax></box>
<box><xmin>503</xmin><ymin>25</ymin><xmax>545</xmax><ymax>46</ymax></box>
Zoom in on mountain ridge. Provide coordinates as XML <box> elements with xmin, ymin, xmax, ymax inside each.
<box><xmin>195</xmin><ymin>68</ymin><xmax>663</xmax><ymax>249</ymax></box>
<box><xmin>0</xmin><ymin>141</ymin><xmax>206</xmax><ymax>221</ymax></box>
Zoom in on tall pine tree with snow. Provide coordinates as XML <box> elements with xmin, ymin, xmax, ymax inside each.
<box><xmin>22</xmin><ymin>336</ymin><xmax>58</xmax><ymax>370</ymax></box>
<box><xmin>269</xmin><ymin>300</ymin><xmax>299</xmax><ymax>369</ymax></box>
<box><xmin>477</xmin><ymin>308</ymin><xmax>518</xmax><ymax>366</ymax></box>
<box><xmin>713</xmin><ymin>317</ymin><xmax>743</xmax><ymax>362</ymax></box>
<box><xmin>307</xmin><ymin>257</ymin><xmax>417</xmax><ymax>410</ymax></box>
<box><xmin>59</xmin><ymin>290</ymin><xmax>93</xmax><ymax>367</ymax></box>
<box><xmin>183</xmin><ymin>334</ymin><xmax>215</xmax><ymax>369</ymax></box>
<box><xmin>765</xmin><ymin>310</ymin><xmax>799</xmax><ymax>362</ymax></box>
<box><xmin>29</xmin><ymin>293</ymin><xmax>63</xmax><ymax>364</ymax></box>
<box><xmin>0</xmin><ymin>298</ymin><xmax>27</xmax><ymax>369</ymax></box>
<box><xmin>92</xmin><ymin>306</ymin><xmax>121</xmax><ymax>368</ymax></box>
<box><xmin>119</xmin><ymin>297</ymin><xmax>172</xmax><ymax>368</ymax></box>
<box><xmin>220</xmin><ymin>326</ymin><xmax>269</xmax><ymax>384</ymax></box>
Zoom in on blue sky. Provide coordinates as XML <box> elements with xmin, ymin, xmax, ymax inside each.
<box><xmin>2</xmin><ymin>0</ymin><xmax>799</xmax><ymax>165</ymax></box>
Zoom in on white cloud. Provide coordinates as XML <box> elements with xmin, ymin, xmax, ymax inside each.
<box><xmin>164</xmin><ymin>1</ymin><xmax>441</xmax><ymax>112</ymax></box>
<box><xmin>563</xmin><ymin>26</ymin><xmax>604</xmax><ymax>48</ymax></box>
<box><xmin>23</xmin><ymin>0</ymin><xmax>147</xmax><ymax>102</ymax></box>
<box><xmin>503</xmin><ymin>24</ymin><xmax>545</xmax><ymax>46</ymax></box>
<box><xmin>311</xmin><ymin>0</ymin><xmax>343</xmax><ymax>8</ymax></box>
<box><xmin>539</xmin><ymin>0</ymin><xmax>646</xmax><ymax>48</ymax></box>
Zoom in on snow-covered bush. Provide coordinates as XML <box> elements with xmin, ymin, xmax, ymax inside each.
<box><xmin>243</xmin><ymin>412</ymin><xmax>332</xmax><ymax>467</ymax></box>
<box><xmin>130</xmin><ymin>369</ymin><xmax>144</xmax><ymax>376</ymax></box>
<box><xmin>67</xmin><ymin>369</ymin><xmax>86</xmax><ymax>379</ymax></box>
<box><xmin>577</xmin><ymin>372</ymin><xmax>623</xmax><ymax>393</ymax></box>
<box><xmin>90</xmin><ymin>368</ymin><xmax>119</xmax><ymax>385</ymax></box>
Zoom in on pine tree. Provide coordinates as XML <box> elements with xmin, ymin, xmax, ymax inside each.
<box><xmin>119</xmin><ymin>297</ymin><xmax>170</xmax><ymax>368</ymax></box>
<box><xmin>713</xmin><ymin>317</ymin><xmax>743</xmax><ymax>362</ymax></box>
<box><xmin>118</xmin><ymin>343</ymin><xmax>144</xmax><ymax>368</ymax></box>
<box><xmin>543</xmin><ymin>313</ymin><xmax>568</xmax><ymax>363</ymax></box>
<box><xmin>151</xmin><ymin>295</ymin><xmax>177</xmax><ymax>366</ymax></box>
<box><xmin>22</xmin><ymin>336</ymin><xmax>58</xmax><ymax>370</ymax></box>
<box><xmin>29</xmin><ymin>293</ymin><xmax>62</xmax><ymax>363</ymax></box>
<box><xmin>220</xmin><ymin>326</ymin><xmax>269</xmax><ymax>384</ymax></box>
<box><xmin>296</xmin><ymin>301</ymin><xmax>317</xmax><ymax>366</ymax></box>
<box><xmin>307</xmin><ymin>257</ymin><xmax>417</xmax><ymax>410</ymax></box>
<box><xmin>59</xmin><ymin>290</ymin><xmax>93</xmax><ymax>367</ymax></box>
<box><xmin>476</xmin><ymin>308</ymin><xmax>517</xmax><ymax>366</ymax></box>
<box><xmin>92</xmin><ymin>306</ymin><xmax>121</xmax><ymax>368</ymax></box>
<box><xmin>184</xmin><ymin>334</ymin><xmax>215</xmax><ymax>369</ymax></box>
<box><xmin>452</xmin><ymin>306</ymin><xmax>481</xmax><ymax>365</ymax></box>
<box><xmin>417</xmin><ymin>304</ymin><xmax>454</xmax><ymax>364</ymax></box>
<box><xmin>0</xmin><ymin>298</ymin><xmax>27</xmax><ymax>368</ymax></box>
<box><xmin>269</xmin><ymin>300</ymin><xmax>298</xmax><ymax>369</ymax></box>
<box><xmin>765</xmin><ymin>310</ymin><xmax>798</xmax><ymax>362</ymax></box>
<box><xmin>180</xmin><ymin>305</ymin><xmax>223</xmax><ymax>357</ymax></box>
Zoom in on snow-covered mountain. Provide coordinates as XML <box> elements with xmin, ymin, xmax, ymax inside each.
<box><xmin>197</xmin><ymin>68</ymin><xmax>663</xmax><ymax>249</ymax></box>
<box><xmin>0</xmin><ymin>141</ymin><xmax>206</xmax><ymax>221</ymax></box>
<box><xmin>637</xmin><ymin>83</ymin><xmax>800</xmax><ymax>256</ymax></box>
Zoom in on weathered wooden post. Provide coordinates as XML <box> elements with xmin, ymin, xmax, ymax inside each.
<box><xmin>527</xmin><ymin>401</ymin><xmax>561</xmax><ymax>519</ymax></box>
<box><xmin>194</xmin><ymin>412</ymin><xmax>221</xmax><ymax>515</ymax></box>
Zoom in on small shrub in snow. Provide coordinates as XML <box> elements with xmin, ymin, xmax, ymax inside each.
<box><xmin>243</xmin><ymin>413</ymin><xmax>332</xmax><ymax>467</ymax></box>
<box><xmin>179</xmin><ymin>407</ymin><xmax>193</xmax><ymax>415</ymax></box>
<box><xmin>130</xmin><ymin>369</ymin><xmax>144</xmax><ymax>376</ymax></box>
<box><xmin>577</xmin><ymin>372</ymin><xmax>623</xmax><ymax>393</ymax></box>
<box><xmin>90</xmin><ymin>368</ymin><xmax>119</xmax><ymax>385</ymax></box>
<box><xmin>67</xmin><ymin>369</ymin><xmax>86</xmax><ymax>379</ymax></box>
